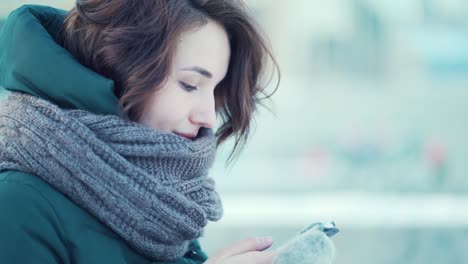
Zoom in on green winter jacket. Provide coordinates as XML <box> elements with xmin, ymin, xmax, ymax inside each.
<box><xmin>0</xmin><ymin>5</ymin><xmax>208</xmax><ymax>264</ymax></box>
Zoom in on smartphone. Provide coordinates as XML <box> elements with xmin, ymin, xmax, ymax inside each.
<box><xmin>300</xmin><ymin>221</ymin><xmax>339</xmax><ymax>237</ymax></box>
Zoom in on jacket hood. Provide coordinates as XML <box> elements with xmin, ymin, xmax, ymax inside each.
<box><xmin>0</xmin><ymin>5</ymin><xmax>118</xmax><ymax>115</ymax></box>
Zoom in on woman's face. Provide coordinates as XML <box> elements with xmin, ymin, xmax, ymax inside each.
<box><xmin>139</xmin><ymin>20</ymin><xmax>231</xmax><ymax>140</ymax></box>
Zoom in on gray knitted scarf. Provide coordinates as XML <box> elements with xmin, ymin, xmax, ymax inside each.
<box><xmin>0</xmin><ymin>92</ymin><xmax>223</xmax><ymax>261</ymax></box>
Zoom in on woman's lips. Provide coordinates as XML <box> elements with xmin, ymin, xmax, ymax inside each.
<box><xmin>174</xmin><ymin>132</ymin><xmax>196</xmax><ymax>140</ymax></box>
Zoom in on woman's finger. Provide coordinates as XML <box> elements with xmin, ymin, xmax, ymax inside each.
<box><xmin>212</xmin><ymin>236</ymin><xmax>274</xmax><ymax>260</ymax></box>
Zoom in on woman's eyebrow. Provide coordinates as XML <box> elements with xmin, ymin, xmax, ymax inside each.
<box><xmin>180</xmin><ymin>66</ymin><xmax>213</xmax><ymax>78</ymax></box>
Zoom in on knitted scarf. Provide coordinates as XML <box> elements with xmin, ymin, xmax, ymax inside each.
<box><xmin>0</xmin><ymin>92</ymin><xmax>223</xmax><ymax>261</ymax></box>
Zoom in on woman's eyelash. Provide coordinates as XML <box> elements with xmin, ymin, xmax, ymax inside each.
<box><xmin>179</xmin><ymin>81</ymin><xmax>198</xmax><ymax>92</ymax></box>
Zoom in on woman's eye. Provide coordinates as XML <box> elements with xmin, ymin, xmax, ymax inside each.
<box><xmin>179</xmin><ymin>81</ymin><xmax>198</xmax><ymax>92</ymax></box>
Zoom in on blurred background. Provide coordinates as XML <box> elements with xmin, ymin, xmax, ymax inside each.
<box><xmin>2</xmin><ymin>1</ymin><xmax>468</xmax><ymax>263</ymax></box>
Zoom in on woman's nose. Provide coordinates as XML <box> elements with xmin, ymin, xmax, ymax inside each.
<box><xmin>190</xmin><ymin>93</ymin><xmax>217</xmax><ymax>128</ymax></box>
<box><xmin>190</xmin><ymin>108</ymin><xmax>217</xmax><ymax>128</ymax></box>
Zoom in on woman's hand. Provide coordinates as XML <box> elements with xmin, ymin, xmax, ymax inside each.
<box><xmin>204</xmin><ymin>236</ymin><xmax>276</xmax><ymax>264</ymax></box>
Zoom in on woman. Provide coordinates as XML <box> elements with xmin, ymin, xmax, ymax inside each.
<box><xmin>0</xmin><ymin>0</ymin><xmax>279</xmax><ymax>263</ymax></box>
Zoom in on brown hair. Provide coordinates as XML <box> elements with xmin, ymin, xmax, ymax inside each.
<box><xmin>61</xmin><ymin>0</ymin><xmax>280</xmax><ymax>163</ymax></box>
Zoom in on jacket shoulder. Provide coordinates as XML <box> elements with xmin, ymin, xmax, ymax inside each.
<box><xmin>0</xmin><ymin>170</ymin><xmax>69</xmax><ymax>263</ymax></box>
<box><xmin>0</xmin><ymin>171</ymin><xmax>209</xmax><ymax>264</ymax></box>
<box><xmin>0</xmin><ymin>170</ymin><xmax>70</xmax><ymax>207</ymax></box>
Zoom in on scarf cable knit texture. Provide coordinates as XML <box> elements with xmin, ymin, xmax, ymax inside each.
<box><xmin>0</xmin><ymin>92</ymin><xmax>223</xmax><ymax>261</ymax></box>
